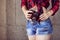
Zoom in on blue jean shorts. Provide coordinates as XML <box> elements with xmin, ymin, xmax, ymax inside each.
<box><xmin>26</xmin><ymin>18</ymin><xmax>53</xmax><ymax>35</ymax></box>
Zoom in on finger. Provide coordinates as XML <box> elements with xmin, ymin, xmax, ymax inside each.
<box><xmin>28</xmin><ymin>13</ymin><xmax>32</xmax><ymax>15</ymax></box>
<box><xmin>39</xmin><ymin>14</ymin><xmax>49</xmax><ymax>20</ymax></box>
<box><xmin>40</xmin><ymin>17</ymin><xmax>46</xmax><ymax>20</ymax></box>
<box><xmin>42</xmin><ymin>7</ymin><xmax>47</xmax><ymax>13</ymax></box>
<box><xmin>27</xmin><ymin>16</ymin><xmax>31</xmax><ymax>18</ymax></box>
<box><xmin>27</xmin><ymin>15</ymin><xmax>31</xmax><ymax>17</ymax></box>
<box><xmin>27</xmin><ymin>14</ymin><xmax>32</xmax><ymax>16</ymax></box>
<box><xmin>39</xmin><ymin>14</ymin><xmax>44</xmax><ymax>18</ymax></box>
<box><xmin>27</xmin><ymin>11</ymin><xmax>33</xmax><ymax>13</ymax></box>
<box><xmin>39</xmin><ymin>15</ymin><xmax>44</xmax><ymax>19</ymax></box>
<box><xmin>38</xmin><ymin>16</ymin><xmax>45</xmax><ymax>21</ymax></box>
<box><xmin>40</xmin><ymin>16</ymin><xmax>47</xmax><ymax>20</ymax></box>
<box><xmin>27</xmin><ymin>14</ymin><xmax>32</xmax><ymax>17</ymax></box>
<box><xmin>40</xmin><ymin>17</ymin><xmax>48</xmax><ymax>20</ymax></box>
<box><xmin>40</xmin><ymin>17</ymin><xmax>44</xmax><ymax>20</ymax></box>
<box><xmin>39</xmin><ymin>16</ymin><xmax>44</xmax><ymax>20</ymax></box>
<box><xmin>39</xmin><ymin>15</ymin><xmax>45</xmax><ymax>20</ymax></box>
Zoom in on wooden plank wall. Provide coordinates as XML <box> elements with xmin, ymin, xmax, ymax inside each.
<box><xmin>0</xmin><ymin>0</ymin><xmax>60</xmax><ymax>40</ymax></box>
<box><xmin>0</xmin><ymin>0</ymin><xmax>7</xmax><ymax>40</ymax></box>
<box><xmin>6</xmin><ymin>0</ymin><xmax>27</xmax><ymax>40</ymax></box>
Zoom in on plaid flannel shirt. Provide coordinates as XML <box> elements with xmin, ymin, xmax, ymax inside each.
<box><xmin>21</xmin><ymin>0</ymin><xmax>59</xmax><ymax>16</ymax></box>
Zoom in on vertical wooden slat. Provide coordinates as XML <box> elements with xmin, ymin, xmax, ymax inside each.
<box><xmin>0</xmin><ymin>0</ymin><xmax>6</xmax><ymax>26</ymax></box>
<box><xmin>6</xmin><ymin>0</ymin><xmax>16</xmax><ymax>40</ymax></box>
<box><xmin>52</xmin><ymin>6</ymin><xmax>60</xmax><ymax>40</ymax></box>
<box><xmin>15</xmin><ymin>0</ymin><xmax>28</xmax><ymax>40</ymax></box>
<box><xmin>6</xmin><ymin>0</ymin><xmax>16</xmax><ymax>26</ymax></box>
<box><xmin>0</xmin><ymin>0</ymin><xmax>7</xmax><ymax>40</ymax></box>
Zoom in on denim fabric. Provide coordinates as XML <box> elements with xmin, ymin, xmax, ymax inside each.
<box><xmin>26</xmin><ymin>18</ymin><xmax>53</xmax><ymax>35</ymax></box>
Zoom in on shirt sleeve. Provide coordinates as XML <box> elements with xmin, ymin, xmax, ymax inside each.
<box><xmin>21</xmin><ymin>0</ymin><xmax>27</xmax><ymax>7</ymax></box>
<box><xmin>50</xmin><ymin>0</ymin><xmax>59</xmax><ymax>16</ymax></box>
<box><xmin>41</xmin><ymin>0</ymin><xmax>50</xmax><ymax>8</ymax></box>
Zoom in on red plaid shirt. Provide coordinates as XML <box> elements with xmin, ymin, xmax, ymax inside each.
<box><xmin>21</xmin><ymin>0</ymin><xmax>59</xmax><ymax>16</ymax></box>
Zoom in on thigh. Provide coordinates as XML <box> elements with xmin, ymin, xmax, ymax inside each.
<box><xmin>36</xmin><ymin>35</ymin><xmax>52</xmax><ymax>40</ymax></box>
<box><xmin>28</xmin><ymin>35</ymin><xmax>36</xmax><ymax>40</ymax></box>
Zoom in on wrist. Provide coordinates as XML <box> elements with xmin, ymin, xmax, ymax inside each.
<box><xmin>47</xmin><ymin>10</ymin><xmax>53</xmax><ymax>17</ymax></box>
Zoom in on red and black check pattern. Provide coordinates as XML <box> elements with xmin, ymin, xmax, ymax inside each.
<box><xmin>21</xmin><ymin>0</ymin><xmax>59</xmax><ymax>16</ymax></box>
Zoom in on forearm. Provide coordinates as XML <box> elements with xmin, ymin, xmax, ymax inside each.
<box><xmin>50</xmin><ymin>0</ymin><xmax>59</xmax><ymax>16</ymax></box>
<box><xmin>22</xmin><ymin>6</ymin><xmax>27</xmax><ymax>15</ymax></box>
<box><xmin>47</xmin><ymin>10</ymin><xmax>54</xmax><ymax>17</ymax></box>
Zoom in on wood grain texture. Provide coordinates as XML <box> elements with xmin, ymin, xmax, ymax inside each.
<box><xmin>0</xmin><ymin>0</ymin><xmax>60</xmax><ymax>40</ymax></box>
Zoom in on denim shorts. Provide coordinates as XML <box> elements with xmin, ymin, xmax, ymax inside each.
<box><xmin>26</xmin><ymin>18</ymin><xmax>53</xmax><ymax>35</ymax></box>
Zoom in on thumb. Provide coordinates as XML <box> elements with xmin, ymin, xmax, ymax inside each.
<box><xmin>42</xmin><ymin>7</ymin><xmax>47</xmax><ymax>13</ymax></box>
<box><xmin>28</xmin><ymin>11</ymin><xmax>33</xmax><ymax>13</ymax></box>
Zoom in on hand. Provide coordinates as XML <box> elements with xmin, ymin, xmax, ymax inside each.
<box><xmin>24</xmin><ymin>10</ymin><xmax>33</xmax><ymax>20</ymax></box>
<box><xmin>39</xmin><ymin>7</ymin><xmax>53</xmax><ymax>21</ymax></box>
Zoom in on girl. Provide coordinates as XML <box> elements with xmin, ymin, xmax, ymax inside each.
<box><xmin>21</xmin><ymin>0</ymin><xmax>59</xmax><ymax>40</ymax></box>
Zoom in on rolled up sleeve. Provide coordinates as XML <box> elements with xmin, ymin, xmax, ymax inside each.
<box><xmin>50</xmin><ymin>0</ymin><xmax>59</xmax><ymax>16</ymax></box>
<box><xmin>21</xmin><ymin>0</ymin><xmax>27</xmax><ymax>7</ymax></box>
